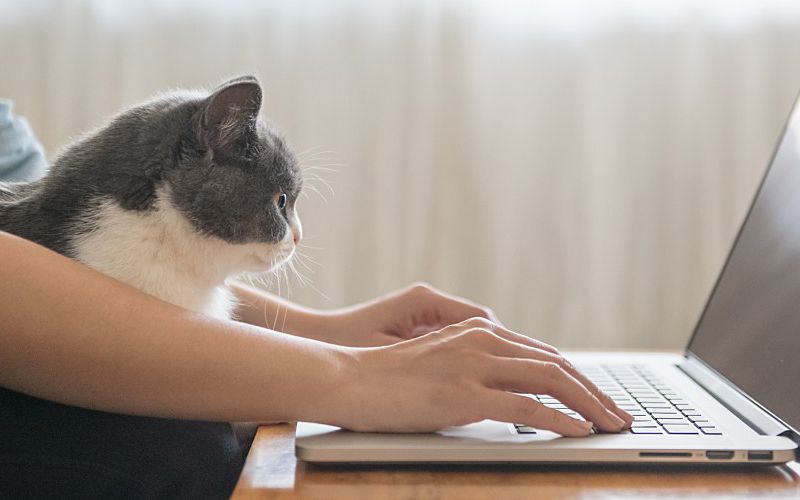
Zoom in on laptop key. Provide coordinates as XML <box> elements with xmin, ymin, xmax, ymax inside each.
<box><xmin>516</xmin><ymin>426</ymin><xmax>537</xmax><ymax>434</ymax></box>
<box><xmin>640</xmin><ymin>403</ymin><xmax>671</xmax><ymax>410</ymax></box>
<box><xmin>655</xmin><ymin>418</ymin><xmax>691</xmax><ymax>426</ymax></box>
<box><xmin>649</xmin><ymin>410</ymin><xmax>680</xmax><ymax>416</ymax></box>
<box><xmin>630</xmin><ymin>427</ymin><xmax>664</xmax><ymax>434</ymax></box>
<box><xmin>654</xmin><ymin>415</ymin><xmax>690</xmax><ymax>422</ymax></box>
<box><xmin>583</xmin><ymin>364</ymin><xmax>713</xmax><ymax>438</ymax></box>
<box><xmin>700</xmin><ymin>427</ymin><xmax>722</xmax><ymax>435</ymax></box>
<box><xmin>695</xmin><ymin>422</ymin><xmax>717</xmax><ymax>428</ymax></box>
<box><xmin>663</xmin><ymin>424</ymin><xmax>700</xmax><ymax>434</ymax></box>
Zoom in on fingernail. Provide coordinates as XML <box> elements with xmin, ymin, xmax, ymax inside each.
<box><xmin>575</xmin><ymin>420</ymin><xmax>593</xmax><ymax>432</ymax></box>
<box><xmin>616</xmin><ymin>408</ymin><xmax>634</xmax><ymax>426</ymax></box>
<box><xmin>607</xmin><ymin>410</ymin><xmax>626</xmax><ymax>429</ymax></box>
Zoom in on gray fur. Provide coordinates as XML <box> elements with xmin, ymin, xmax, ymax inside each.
<box><xmin>0</xmin><ymin>76</ymin><xmax>302</xmax><ymax>257</ymax></box>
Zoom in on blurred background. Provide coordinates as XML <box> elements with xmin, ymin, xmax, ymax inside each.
<box><xmin>2</xmin><ymin>0</ymin><xmax>800</xmax><ymax>349</ymax></box>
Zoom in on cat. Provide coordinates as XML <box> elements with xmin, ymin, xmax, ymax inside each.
<box><xmin>0</xmin><ymin>76</ymin><xmax>302</xmax><ymax>320</ymax></box>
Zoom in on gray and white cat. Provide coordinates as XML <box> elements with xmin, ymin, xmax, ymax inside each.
<box><xmin>0</xmin><ymin>76</ymin><xmax>302</xmax><ymax>320</ymax></box>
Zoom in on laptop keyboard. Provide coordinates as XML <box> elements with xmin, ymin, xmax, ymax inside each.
<box><xmin>514</xmin><ymin>364</ymin><xmax>722</xmax><ymax>436</ymax></box>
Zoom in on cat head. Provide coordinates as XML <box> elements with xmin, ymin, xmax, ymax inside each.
<box><xmin>43</xmin><ymin>76</ymin><xmax>303</xmax><ymax>280</ymax></box>
<box><xmin>160</xmin><ymin>76</ymin><xmax>303</xmax><ymax>273</ymax></box>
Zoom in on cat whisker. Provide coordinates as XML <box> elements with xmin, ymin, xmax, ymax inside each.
<box><xmin>280</xmin><ymin>264</ymin><xmax>293</xmax><ymax>333</ymax></box>
<box><xmin>288</xmin><ymin>259</ymin><xmax>312</xmax><ymax>288</ymax></box>
<box><xmin>295</xmin><ymin>249</ymin><xmax>322</xmax><ymax>267</ymax></box>
<box><xmin>293</xmin><ymin>254</ymin><xmax>316</xmax><ymax>274</ymax></box>
<box><xmin>302</xmin><ymin>183</ymin><xmax>329</xmax><ymax>203</ymax></box>
<box><xmin>303</xmin><ymin>173</ymin><xmax>335</xmax><ymax>198</ymax></box>
<box><xmin>297</xmin><ymin>149</ymin><xmax>336</xmax><ymax>163</ymax></box>
<box><xmin>288</xmin><ymin>262</ymin><xmax>318</xmax><ymax>300</ymax></box>
<box><xmin>284</xmin><ymin>262</ymin><xmax>306</xmax><ymax>286</ymax></box>
<box><xmin>302</xmin><ymin>164</ymin><xmax>341</xmax><ymax>173</ymax></box>
<box><xmin>296</xmin><ymin>145</ymin><xmax>332</xmax><ymax>155</ymax></box>
<box><xmin>303</xmin><ymin>178</ymin><xmax>335</xmax><ymax>201</ymax></box>
<box><xmin>301</xmin><ymin>275</ymin><xmax>330</xmax><ymax>301</ymax></box>
<box><xmin>292</xmin><ymin>259</ymin><xmax>318</xmax><ymax>281</ymax></box>
<box><xmin>255</xmin><ymin>273</ymin><xmax>272</xmax><ymax>328</ymax></box>
<box><xmin>298</xmin><ymin>242</ymin><xmax>323</xmax><ymax>251</ymax></box>
<box><xmin>271</xmin><ymin>265</ymin><xmax>283</xmax><ymax>332</ymax></box>
<box><xmin>295</xmin><ymin>145</ymin><xmax>328</xmax><ymax>158</ymax></box>
<box><xmin>246</xmin><ymin>263</ymin><xmax>278</xmax><ymax>329</ymax></box>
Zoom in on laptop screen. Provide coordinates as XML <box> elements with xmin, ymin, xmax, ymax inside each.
<box><xmin>688</xmin><ymin>94</ymin><xmax>800</xmax><ymax>432</ymax></box>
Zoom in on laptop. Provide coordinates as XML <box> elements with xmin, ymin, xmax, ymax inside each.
<box><xmin>295</xmin><ymin>93</ymin><xmax>800</xmax><ymax>465</ymax></box>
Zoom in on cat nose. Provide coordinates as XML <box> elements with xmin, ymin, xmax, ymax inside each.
<box><xmin>290</xmin><ymin>219</ymin><xmax>302</xmax><ymax>245</ymax></box>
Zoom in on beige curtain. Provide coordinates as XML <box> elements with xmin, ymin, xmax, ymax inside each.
<box><xmin>3</xmin><ymin>0</ymin><xmax>800</xmax><ymax>349</ymax></box>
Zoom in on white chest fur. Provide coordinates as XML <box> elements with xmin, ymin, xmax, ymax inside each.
<box><xmin>68</xmin><ymin>196</ymin><xmax>240</xmax><ymax>320</ymax></box>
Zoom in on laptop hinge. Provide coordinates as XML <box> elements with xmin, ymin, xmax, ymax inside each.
<box><xmin>679</xmin><ymin>354</ymin><xmax>791</xmax><ymax>437</ymax></box>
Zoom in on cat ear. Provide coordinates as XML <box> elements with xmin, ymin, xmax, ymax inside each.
<box><xmin>201</xmin><ymin>75</ymin><xmax>263</xmax><ymax>148</ymax></box>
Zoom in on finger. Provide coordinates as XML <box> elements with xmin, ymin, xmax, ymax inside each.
<box><xmin>448</xmin><ymin>321</ymin><xmax>630</xmax><ymax>428</ymax></box>
<box><xmin>479</xmin><ymin>328</ymin><xmax>632</xmax><ymax>427</ymax></box>
<box><xmin>408</xmin><ymin>284</ymin><xmax>504</xmax><ymax>327</ymax></box>
<box><xmin>479</xmin><ymin>390</ymin><xmax>593</xmax><ymax>437</ymax></box>
<box><xmin>488</xmin><ymin>358</ymin><xmax>626</xmax><ymax>432</ymax></box>
<box><xmin>481</xmin><ymin>320</ymin><xmax>558</xmax><ymax>355</ymax></box>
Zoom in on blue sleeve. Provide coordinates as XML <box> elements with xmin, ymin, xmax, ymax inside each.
<box><xmin>0</xmin><ymin>99</ymin><xmax>47</xmax><ymax>182</ymax></box>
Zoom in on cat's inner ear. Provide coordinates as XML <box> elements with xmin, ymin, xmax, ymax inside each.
<box><xmin>201</xmin><ymin>76</ymin><xmax>263</xmax><ymax>148</ymax></box>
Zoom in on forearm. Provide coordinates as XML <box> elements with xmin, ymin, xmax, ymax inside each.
<box><xmin>0</xmin><ymin>231</ymin><xmax>354</xmax><ymax>424</ymax></box>
<box><xmin>230</xmin><ymin>281</ymin><xmax>333</xmax><ymax>341</ymax></box>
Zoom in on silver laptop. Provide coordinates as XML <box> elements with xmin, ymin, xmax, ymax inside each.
<box><xmin>296</xmin><ymin>93</ymin><xmax>800</xmax><ymax>465</ymax></box>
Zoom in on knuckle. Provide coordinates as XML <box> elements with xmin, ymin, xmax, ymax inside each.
<box><xmin>522</xmin><ymin>401</ymin><xmax>559</xmax><ymax>429</ymax></box>
<box><xmin>455</xmin><ymin>346</ymin><xmax>484</xmax><ymax>363</ymax></box>
<box><xmin>546</xmin><ymin>409</ymin><xmax>562</xmax><ymax>427</ymax></box>
<box><xmin>536</xmin><ymin>340</ymin><xmax>560</xmax><ymax>354</ymax></box>
<box><xmin>541</xmin><ymin>361</ymin><xmax>566</xmax><ymax>380</ymax></box>
<box><xmin>552</xmin><ymin>355</ymin><xmax>573</xmax><ymax>372</ymax></box>
<box><xmin>465</xmin><ymin>316</ymin><xmax>493</xmax><ymax>328</ymax></box>
<box><xmin>408</xmin><ymin>282</ymin><xmax>434</xmax><ymax>295</ymax></box>
<box><xmin>466</xmin><ymin>327</ymin><xmax>496</xmax><ymax>343</ymax></box>
<box><xmin>514</xmin><ymin>396</ymin><xmax>541</xmax><ymax>418</ymax></box>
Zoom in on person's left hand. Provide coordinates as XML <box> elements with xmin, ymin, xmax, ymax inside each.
<box><xmin>317</xmin><ymin>283</ymin><xmax>502</xmax><ymax>347</ymax></box>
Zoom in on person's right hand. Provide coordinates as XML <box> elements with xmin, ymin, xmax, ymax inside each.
<box><xmin>336</xmin><ymin>317</ymin><xmax>632</xmax><ymax>436</ymax></box>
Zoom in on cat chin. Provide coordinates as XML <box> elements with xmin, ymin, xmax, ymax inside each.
<box><xmin>245</xmin><ymin>246</ymin><xmax>294</xmax><ymax>273</ymax></box>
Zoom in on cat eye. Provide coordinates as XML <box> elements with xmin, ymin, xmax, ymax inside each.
<box><xmin>277</xmin><ymin>193</ymin><xmax>287</xmax><ymax>210</ymax></box>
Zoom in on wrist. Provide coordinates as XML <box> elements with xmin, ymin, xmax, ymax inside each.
<box><xmin>299</xmin><ymin>344</ymin><xmax>370</xmax><ymax>429</ymax></box>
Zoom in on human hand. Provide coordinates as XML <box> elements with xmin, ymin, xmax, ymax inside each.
<box><xmin>320</xmin><ymin>283</ymin><xmax>502</xmax><ymax>347</ymax></box>
<box><xmin>334</xmin><ymin>317</ymin><xmax>634</xmax><ymax>436</ymax></box>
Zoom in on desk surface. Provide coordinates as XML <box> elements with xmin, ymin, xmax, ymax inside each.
<box><xmin>232</xmin><ymin>423</ymin><xmax>800</xmax><ymax>499</ymax></box>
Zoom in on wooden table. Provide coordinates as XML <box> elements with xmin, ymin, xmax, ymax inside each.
<box><xmin>232</xmin><ymin>423</ymin><xmax>800</xmax><ymax>499</ymax></box>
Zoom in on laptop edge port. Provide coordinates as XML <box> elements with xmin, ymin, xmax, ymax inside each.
<box><xmin>706</xmin><ymin>450</ymin><xmax>735</xmax><ymax>460</ymax></box>
<box><xmin>747</xmin><ymin>451</ymin><xmax>774</xmax><ymax>461</ymax></box>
